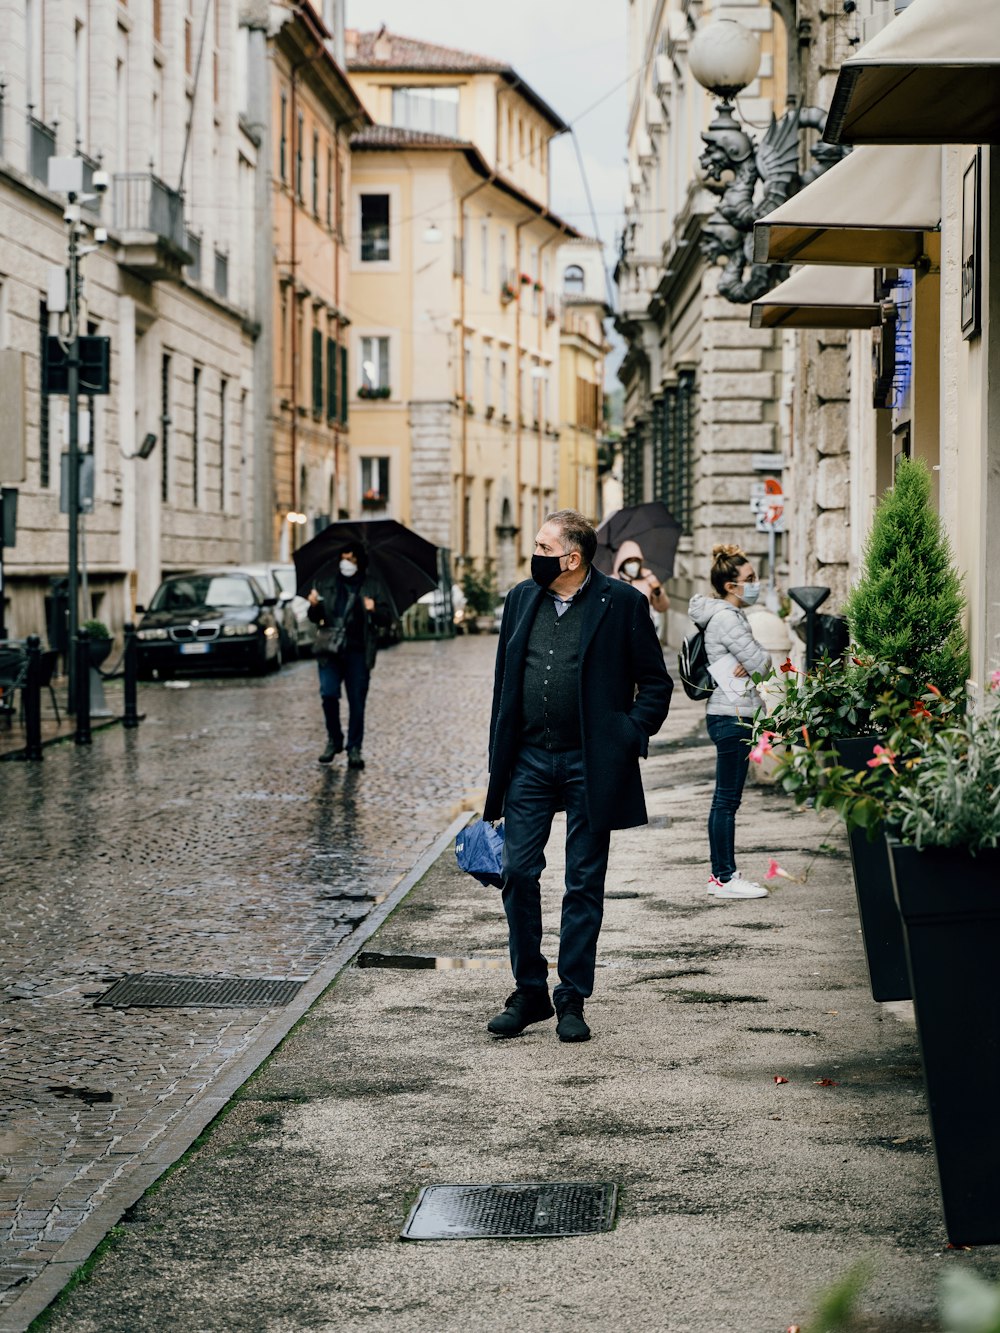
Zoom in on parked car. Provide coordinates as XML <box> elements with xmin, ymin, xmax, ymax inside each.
<box><xmin>136</xmin><ymin>571</ymin><xmax>282</xmax><ymax>678</ymax></box>
<box><xmin>270</xmin><ymin>563</ymin><xmax>314</xmax><ymax>655</ymax></box>
<box><xmin>229</xmin><ymin>563</ymin><xmax>302</xmax><ymax>659</ymax></box>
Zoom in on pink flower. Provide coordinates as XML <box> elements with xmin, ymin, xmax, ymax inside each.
<box><xmin>991</xmin><ymin>670</ymin><xmax>1000</xmax><ymax>692</ymax></box>
<box><xmin>749</xmin><ymin>731</ymin><xmax>776</xmax><ymax>764</ymax></box>
<box><xmin>779</xmin><ymin>657</ymin><xmax>797</xmax><ymax>674</ymax></box>
<box><xmin>867</xmin><ymin>744</ymin><xmax>897</xmax><ymax>769</ymax></box>
<box><xmin>766</xmin><ymin>858</ymin><xmax>792</xmax><ymax>881</ymax></box>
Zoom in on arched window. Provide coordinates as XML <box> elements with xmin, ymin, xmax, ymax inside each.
<box><xmin>563</xmin><ymin>264</ymin><xmax>585</xmax><ymax>295</ymax></box>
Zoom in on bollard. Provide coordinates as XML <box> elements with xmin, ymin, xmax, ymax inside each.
<box><xmin>122</xmin><ymin>621</ymin><xmax>140</xmax><ymax>728</ymax></box>
<box><xmin>23</xmin><ymin>634</ymin><xmax>43</xmax><ymax>761</ymax></box>
<box><xmin>788</xmin><ymin>586</ymin><xmax>831</xmax><ymax>672</ymax></box>
<box><xmin>74</xmin><ymin>628</ymin><xmax>92</xmax><ymax>745</ymax></box>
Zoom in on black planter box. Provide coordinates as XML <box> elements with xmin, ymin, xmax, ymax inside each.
<box><xmin>834</xmin><ymin>737</ymin><xmax>910</xmax><ymax>1002</ymax></box>
<box><xmin>888</xmin><ymin>839</ymin><xmax>1000</xmax><ymax>1246</ymax></box>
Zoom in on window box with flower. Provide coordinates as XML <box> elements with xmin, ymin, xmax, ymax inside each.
<box><xmin>500</xmin><ymin>282</ymin><xmax>517</xmax><ymax>306</ymax></box>
<box><xmin>358</xmin><ymin>385</ymin><xmax>391</xmax><ymax>400</ymax></box>
<box><xmin>361</xmin><ymin>489</ymin><xmax>387</xmax><ymax>510</ymax></box>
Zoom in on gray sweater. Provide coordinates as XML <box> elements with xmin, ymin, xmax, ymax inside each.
<box><xmin>688</xmin><ymin>594</ymin><xmax>771</xmax><ymax>718</ymax></box>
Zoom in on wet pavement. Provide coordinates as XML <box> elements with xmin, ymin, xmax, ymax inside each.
<box><xmin>0</xmin><ymin>636</ymin><xmax>497</xmax><ymax>1321</ymax></box>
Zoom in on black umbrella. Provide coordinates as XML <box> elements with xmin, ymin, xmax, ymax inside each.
<box><xmin>293</xmin><ymin>518</ymin><xmax>439</xmax><ymax>614</ymax></box>
<box><xmin>593</xmin><ymin>502</ymin><xmax>682</xmax><ymax>579</ymax></box>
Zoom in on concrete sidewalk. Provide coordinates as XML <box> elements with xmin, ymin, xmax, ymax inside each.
<box><xmin>37</xmin><ymin>710</ymin><xmax>1000</xmax><ymax>1332</ymax></box>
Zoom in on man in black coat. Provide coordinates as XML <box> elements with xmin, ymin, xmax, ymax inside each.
<box><xmin>483</xmin><ymin>509</ymin><xmax>672</xmax><ymax>1042</ymax></box>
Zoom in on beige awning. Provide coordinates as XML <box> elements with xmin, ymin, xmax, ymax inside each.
<box><xmin>824</xmin><ymin>0</ymin><xmax>1000</xmax><ymax>145</ymax></box>
<box><xmin>753</xmin><ymin>144</ymin><xmax>940</xmax><ymax>267</ymax></box>
<box><xmin>749</xmin><ymin>266</ymin><xmax>881</xmax><ymax>330</ymax></box>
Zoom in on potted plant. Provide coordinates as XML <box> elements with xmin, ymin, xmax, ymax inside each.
<box><xmin>500</xmin><ymin>282</ymin><xmax>517</xmax><ymax>305</ymax></box>
<box><xmin>863</xmin><ymin>691</ymin><xmax>1000</xmax><ymax>1245</ymax></box>
<box><xmin>460</xmin><ymin>563</ymin><xmax>498</xmax><ymax>634</ymax></box>
<box><xmin>756</xmin><ymin>458</ymin><xmax>969</xmax><ymax>1002</ymax></box>
<box><xmin>81</xmin><ymin>619</ymin><xmax>113</xmax><ymax>668</ymax></box>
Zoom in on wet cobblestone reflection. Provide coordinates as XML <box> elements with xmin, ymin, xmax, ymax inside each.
<box><xmin>0</xmin><ymin>636</ymin><xmax>495</xmax><ymax>1307</ymax></box>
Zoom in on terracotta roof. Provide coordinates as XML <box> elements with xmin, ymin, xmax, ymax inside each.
<box><xmin>345</xmin><ymin>27</ymin><xmax>569</xmax><ymax>132</ymax></box>
<box><xmin>347</xmin><ymin>29</ymin><xmax>502</xmax><ymax>73</ymax></box>
<box><xmin>350</xmin><ymin>125</ymin><xmax>469</xmax><ymax>150</ymax></box>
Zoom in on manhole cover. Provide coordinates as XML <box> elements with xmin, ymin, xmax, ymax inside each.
<box><xmin>95</xmin><ymin>974</ymin><xmax>305</xmax><ymax>1009</ymax></box>
<box><xmin>401</xmin><ymin>1182</ymin><xmax>617</xmax><ymax>1240</ymax></box>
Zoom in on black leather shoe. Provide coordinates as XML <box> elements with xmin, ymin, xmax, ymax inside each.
<box><xmin>556</xmin><ymin>998</ymin><xmax>591</xmax><ymax>1043</ymax></box>
<box><xmin>487</xmin><ymin>988</ymin><xmax>555</xmax><ymax>1037</ymax></box>
<box><xmin>347</xmin><ymin>748</ymin><xmax>365</xmax><ymax>770</ymax></box>
<box><xmin>319</xmin><ymin>738</ymin><xmax>342</xmax><ymax>764</ymax></box>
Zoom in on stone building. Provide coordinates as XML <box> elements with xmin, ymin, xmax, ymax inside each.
<box><xmin>615</xmin><ymin>0</ymin><xmax>858</xmax><ymax>642</ymax></box>
<box><xmin>344</xmin><ymin>29</ymin><xmax>577</xmax><ymax>590</ymax></box>
<box><xmin>0</xmin><ymin>0</ymin><xmax>261</xmax><ymax>637</ymax></box>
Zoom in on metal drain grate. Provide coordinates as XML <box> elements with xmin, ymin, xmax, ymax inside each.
<box><xmin>95</xmin><ymin>973</ymin><xmax>305</xmax><ymax>1009</ymax></box>
<box><xmin>401</xmin><ymin>1182</ymin><xmax>617</xmax><ymax>1241</ymax></box>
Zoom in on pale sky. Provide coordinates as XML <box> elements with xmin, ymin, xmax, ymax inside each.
<box><xmin>345</xmin><ymin>0</ymin><xmax>628</xmax><ymax>289</ymax></box>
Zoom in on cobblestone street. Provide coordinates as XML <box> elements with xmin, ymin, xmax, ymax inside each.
<box><xmin>0</xmin><ymin>635</ymin><xmax>497</xmax><ymax>1317</ymax></box>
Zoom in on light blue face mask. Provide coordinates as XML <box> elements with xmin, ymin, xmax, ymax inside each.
<box><xmin>737</xmin><ymin>581</ymin><xmax>760</xmax><ymax>606</ymax></box>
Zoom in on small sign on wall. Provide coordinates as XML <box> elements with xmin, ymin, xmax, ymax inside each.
<box><xmin>962</xmin><ymin>151</ymin><xmax>981</xmax><ymax>340</ymax></box>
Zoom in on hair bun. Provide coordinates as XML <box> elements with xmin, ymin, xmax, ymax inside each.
<box><xmin>712</xmin><ymin>543</ymin><xmax>743</xmax><ymax>561</ymax></box>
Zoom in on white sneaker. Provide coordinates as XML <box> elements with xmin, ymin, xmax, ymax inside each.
<box><xmin>707</xmin><ymin>870</ymin><xmax>769</xmax><ymax>899</ymax></box>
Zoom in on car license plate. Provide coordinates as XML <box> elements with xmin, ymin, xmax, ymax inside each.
<box><xmin>180</xmin><ymin>642</ymin><xmax>210</xmax><ymax>655</ymax></box>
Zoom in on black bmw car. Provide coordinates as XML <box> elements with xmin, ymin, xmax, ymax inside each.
<box><xmin>136</xmin><ymin>571</ymin><xmax>283</xmax><ymax>678</ymax></box>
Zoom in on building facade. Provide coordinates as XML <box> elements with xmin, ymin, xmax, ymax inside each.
<box><xmin>616</xmin><ymin>0</ymin><xmax>858</xmax><ymax>639</ymax></box>
<box><xmin>0</xmin><ymin>0</ymin><xmax>261</xmax><ymax>637</ymax></box>
<box><xmin>344</xmin><ymin>29</ymin><xmax>577</xmax><ymax>590</ymax></box>
<box><xmin>239</xmin><ymin>0</ymin><xmax>367</xmax><ymax>562</ymax></box>
<box><xmin>557</xmin><ymin>238</ymin><xmax>609</xmax><ymax>522</ymax></box>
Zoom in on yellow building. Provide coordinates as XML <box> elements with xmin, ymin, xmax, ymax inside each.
<box><xmin>345</xmin><ymin>28</ymin><xmax>578</xmax><ymax>589</ymax></box>
<box><xmin>557</xmin><ymin>239</ymin><xmax>610</xmax><ymax>521</ymax></box>
<box><xmin>259</xmin><ymin>3</ymin><xmax>369</xmax><ymax>559</ymax></box>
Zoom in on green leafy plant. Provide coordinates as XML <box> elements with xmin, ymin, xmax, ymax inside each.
<box><xmin>756</xmin><ymin>458</ymin><xmax>969</xmax><ymax>809</ymax></box>
<box><xmin>844</xmin><ymin>457</ymin><xmax>968</xmax><ymax>698</ymax></box>
<box><xmin>942</xmin><ymin>1269</ymin><xmax>1000</xmax><ymax>1333</ymax></box>
<box><xmin>81</xmin><ymin>619</ymin><xmax>111</xmax><ymax>639</ymax></box>
<box><xmin>460</xmin><ymin>562</ymin><xmax>498</xmax><ymax>616</ymax></box>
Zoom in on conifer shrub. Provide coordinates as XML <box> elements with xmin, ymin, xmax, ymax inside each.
<box><xmin>844</xmin><ymin>456</ymin><xmax>968</xmax><ymax>695</ymax></box>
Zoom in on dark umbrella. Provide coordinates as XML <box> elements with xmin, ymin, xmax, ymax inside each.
<box><xmin>593</xmin><ymin>502</ymin><xmax>682</xmax><ymax>578</ymax></box>
<box><xmin>292</xmin><ymin>518</ymin><xmax>439</xmax><ymax>614</ymax></box>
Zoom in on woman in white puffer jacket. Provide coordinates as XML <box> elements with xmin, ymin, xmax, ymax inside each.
<box><xmin>688</xmin><ymin>543</ymin><xmax>772</xmax><ymax>900</ymax></box>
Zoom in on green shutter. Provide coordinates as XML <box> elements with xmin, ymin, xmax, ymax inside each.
<box><xmin>327</xmin><ymin>337</ymin><xmax>337</xmax><ymax>421</ymax></box>
<box><xmin>312</xmin><ymin>328</ymin><xmax>323</xmax><ymax>415</ymax></box>
<box><xmin>340</xmin><ymin>344</ymin><xmax>348</xmax><ymax>424</ymax></box>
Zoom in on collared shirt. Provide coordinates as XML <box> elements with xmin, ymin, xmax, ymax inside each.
<box><xmin>546</xmin><ymin>566</ymin><xmax>592</xmax><ymax>618</ymax></box>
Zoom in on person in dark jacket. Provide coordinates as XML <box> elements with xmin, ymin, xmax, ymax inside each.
<box><xmin>483</xmin><ymin>508</ymin><xmax>673</xmax><ymax>1043</ymax></box>
<box><xmin>307</xmin><ymin>546</ymin><xmax>393</xmax><ymax>769</ymax></box>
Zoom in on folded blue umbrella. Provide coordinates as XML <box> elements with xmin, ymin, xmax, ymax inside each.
<box><xmin>455</xmin><ymin>819</ymin><xmax>504</xmax><ymax>888</ymax></box>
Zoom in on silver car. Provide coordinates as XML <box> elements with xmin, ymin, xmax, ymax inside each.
<box><xmin>229</xmin><ymin>564</ymin><xmax>303</xmax><ymax>660</ymax></box>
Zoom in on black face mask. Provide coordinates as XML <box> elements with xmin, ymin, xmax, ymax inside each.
<box><xmin>530</xmin><ymin>552</ymin><xmax>566</xmax><ymax>588</ymax></box>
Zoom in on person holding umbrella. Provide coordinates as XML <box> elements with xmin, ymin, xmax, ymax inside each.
<box><xmin>307</xmin><ymin>546</ymin><xmax>393</xmax><ymax>769</ymax></box>
<box><xmin>294</xmin><ymin>518</ymin><xmax>441</xmax><ymax>768</ymax></box>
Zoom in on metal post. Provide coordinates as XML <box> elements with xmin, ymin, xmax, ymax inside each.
<box><xmin>0</xmin><ymin>541</ymin><xmax>6</xmax><ymax>641</ymax></box>
<box><xmin>74</xmin><ymin>627</ymin><xmax>91</xmax><ymax>744</ymax></box>
<box><xmin>23</xmin><ymin>634</ymin><xmax>43</xmax><ymax>761</ymax></box>
<box><xmin>66</xmin><ymin>222</ymin><xmax>81</xmax><ymax>711</ymax></box>
<box><xmin>122</xmin><ymin>621</ymin><xmax>140</xmax><ymax>728</ymax></box>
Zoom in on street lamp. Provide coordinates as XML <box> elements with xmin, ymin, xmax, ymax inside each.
<box><xmin>47</xmin><ymin>155</ymin><xmax>109</xmax><ymax>707</ymax></box>
<box><xmin>688</xmin><ymin>18</ymin><xmax>761</xmax><ymax>102</ymax></box>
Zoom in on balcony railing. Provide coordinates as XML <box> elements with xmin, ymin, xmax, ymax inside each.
<box><xmin>112</xmin><ymin>172</ymin><xmax>186</xmax><ymax>248</ymax></box>
<box><xmin>213</xmin><ymin>250</ymin><xmax>228</xmax><ymax>299</ymax></box>
<box><xmin>28</xmin><ymin>112</ymin><xmax>56</xmax><ymax>183</ymax></box>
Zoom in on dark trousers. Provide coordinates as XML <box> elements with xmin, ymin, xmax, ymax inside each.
<box><xmin>706</xmin><ymin>714</ymin><xmax>752</xmax><ymax>882</ymax></box>
<box><xmin>500</xmin><ymin>745</ymin><xmax>611</xmax><ymax>1006</ymax></box>
<box><xmin>317</xmin><ymin>650</ymin><xmax>370</xmax><ymax>751</ymax></box>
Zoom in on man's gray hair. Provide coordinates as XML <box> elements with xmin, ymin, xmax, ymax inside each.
<box><xmin>545</xmin><ymin>509</ymin><xmax>598</xmax><ymax>566</ymax></box>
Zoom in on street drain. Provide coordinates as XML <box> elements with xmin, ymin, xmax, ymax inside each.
<box><xmin>401</xmin><ymin>1182</ymin><xmax>617</xmax><ymax>1240</ymax></box>
<box><xmin>95</xmin><ymin>974</ymin><xmax>305</xmax><ymax>1009</ymax></box>
<box><xmin>357</xmin><ymin>952</ymin><xmax>508</xmax><ymax>971</ymax></box>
